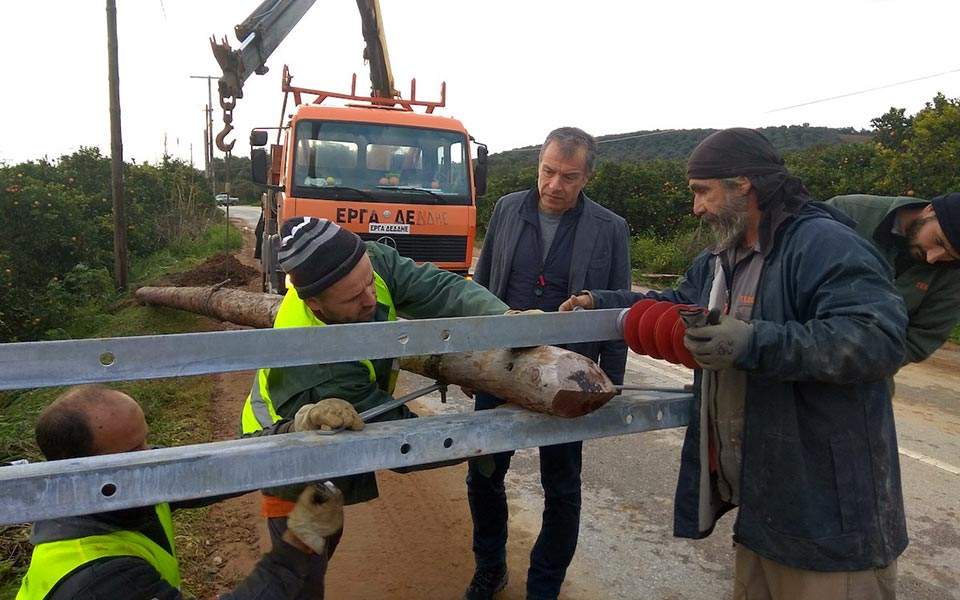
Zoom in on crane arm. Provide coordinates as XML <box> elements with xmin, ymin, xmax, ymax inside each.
<box><xmin>210</xmin><ymin>0</ymin><xmax>398</xmax><ymax>152</ymax></box>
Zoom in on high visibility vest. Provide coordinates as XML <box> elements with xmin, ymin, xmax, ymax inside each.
<box><xmin>16</xmin><ymin>503</ymin><xmax>180</xmax><ymax>599</ymax></box>
<box><xmin>241</xmin><ymin>271</ymin><xmax>399</xmax><ymax>435</ymax></box>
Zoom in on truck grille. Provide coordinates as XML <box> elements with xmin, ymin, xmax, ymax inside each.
<box><xmin>359</xmin><ymin>234</ymin><xmax>467</xmax><ymax>263</ymax></box>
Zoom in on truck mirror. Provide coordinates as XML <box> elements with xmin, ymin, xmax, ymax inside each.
<box><xmin>474</xmin><ymin>144</ymin><xmax>488</xmax><ymax>197</ymax></box>
<box><xmin>251</xmin><ymin>148</ymin><xmax>269</xmax><ymax>185</ymax></box>
<box><xmin>250</xmin><ymin>130</ymin><xmax>269</xmax><ymax>147</ymax></box>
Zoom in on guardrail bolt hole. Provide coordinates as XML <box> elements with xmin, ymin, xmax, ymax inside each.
<box><xmin>441</xmin><ymin>329</ymin><xmax>451</xmax><ymax>341</ymax></box>
<box><xmin>624</xmin><ymin>414</ymin><xmax>633</xmax><ymax>425</ymax></box>
<box><xmin>99</xmin><ymin>352</ymin><xmax>115</xmax><ymax>367</ymax></box>
<box><xmin>443</xmin><ymin>437</ymin><xmax>453</xmax><ymax>448</ymax></box>
<box><xmin>397</xmin><ymin>334</ymin><xmax>409</xmax><ymax>345</ymax></box>
<box><xmin>101</xmin><ymin>483</ymin><xmax>117</xmax><ymax>497</ymax></box>
<box><xmin>656</xmin><ymin>410</ymin><xmax>663</xmax><ymax>422</ymax></box>
<box><xmin>400</xmin><ymin>443</ymin><xmax>411</xmax><ymax>454</ymax></box>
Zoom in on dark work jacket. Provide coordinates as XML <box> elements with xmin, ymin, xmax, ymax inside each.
<box><xmin>32</xmin><ymin>496</ymin><xmax>330</xmax><ymax>600</ymax></box>
<box><xmin>591</xmin><ymin>203</ymin><xmax>909</xmax><ymax>571</ymax></box>
<box><xmin>504</xmin><ymin>191</ymin><xmax>581</xmax><ymax>312</ymax></box>
<box><xmin>476</xmin><ymin>189</ymin><xmax>631</xmax><ymax>385</ymax></box>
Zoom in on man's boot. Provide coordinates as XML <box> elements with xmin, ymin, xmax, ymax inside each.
<box><xmin>463</xmin><ymin>563</ymin><xmax>508</xmax><ymax>600</ymax></box>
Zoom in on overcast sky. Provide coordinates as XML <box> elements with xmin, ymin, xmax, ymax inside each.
<box><xmin>3</xmin><ymin>0</ymin><xmax>959</xmax><ymax>166</ymax></box>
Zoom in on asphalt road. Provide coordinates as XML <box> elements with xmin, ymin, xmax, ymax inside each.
<box><xmin>227</xmin><ymin>204</ymin><xmax>959</xmax><ymax>598</ymax></box>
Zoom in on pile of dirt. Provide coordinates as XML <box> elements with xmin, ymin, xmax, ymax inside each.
<box><xmin>169</xmin><ymin>254</ymin><xmax>258</xmax><ymax>288</ymax></box>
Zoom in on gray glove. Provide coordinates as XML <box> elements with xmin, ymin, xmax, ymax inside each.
<box><xmin>683</xmin><ymin>313</ymin><xmax>753</xmax><ymax>370</ymax></box>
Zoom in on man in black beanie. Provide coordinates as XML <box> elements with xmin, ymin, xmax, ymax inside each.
<box><xmin>826</xmin><ymin>192</ymin><xmax>960</xmax><ymax>363</ymax></box>
<box><xmin>240</xmin><ymin>217</ymin><xmax>508</xmax><ymax>595</ymax></box>
<box><xmin>563</xmin><ymin>128</ymin><xmax>909</xmax><ymax>599</ymax></box>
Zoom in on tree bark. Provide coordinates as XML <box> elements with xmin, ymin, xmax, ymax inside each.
<box><xmin>134</xmin><ymin>286</ymin><xmax>615</xmax><ymax>417</ymax></box>
<box><xmin>135</xmin><ymin>286</ymin><xmax>280</xmax><ymax>329</ymax></box>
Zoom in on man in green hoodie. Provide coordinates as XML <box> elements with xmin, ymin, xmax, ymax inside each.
<box><xmin>825</xmin><ymin>193</ymin><xmax>960</xmax><ymax>363</ymax></box>
<box><xmin>241</xmin><ymin>216</ymin><xmax>509</xmax><ymax>575</ymax></box>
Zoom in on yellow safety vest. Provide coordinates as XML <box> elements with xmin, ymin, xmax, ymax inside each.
<box><xmin>16</xmin><ymin>503</ymin><xmax>180</xmax><ymax>599</ymax></box>
<box><xmin>241</xmin><ymin>271</ymin><xmax>399</xmax><ymax>434</ymax></box>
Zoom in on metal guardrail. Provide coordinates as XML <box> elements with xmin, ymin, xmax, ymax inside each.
<box><xmin>0</xmin><ymin>395</ymin><xmax>691</xmax><ymax>525</ymax></box>
<box><xmin>0</xmin><ymin>310</ymin><xmax>694</xmax><ymax>525</ymax></box>
<box><xmin>0</xmin><ymin>310</ymin><xmax>623</xmax><ymax>390</ymax></box>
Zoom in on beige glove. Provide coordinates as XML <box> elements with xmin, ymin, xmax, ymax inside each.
<box><xmin>286</xmin><ymin>482</ymin><xmax>344</xmax><ymax>554</ymax></box>
<box><xmin>293</xmin><ymin>398</ymin><xmax>364</xmax><ymax>432</ymax></box>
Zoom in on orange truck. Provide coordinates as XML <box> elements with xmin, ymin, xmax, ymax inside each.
<box><xmin>249</xmin><ymin>68</ymin><xmax>487</xmax><ymax>292</ymax></box>
<box><xmin>212</xmin><ymin>0</ymin><xmax>487</xmax><ymax>292</ymax></box>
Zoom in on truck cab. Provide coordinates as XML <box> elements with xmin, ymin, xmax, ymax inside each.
<box><xmin>251</xmin><ymin>82</ymin><xmax>488</xmax><ymax>293</ymax></box>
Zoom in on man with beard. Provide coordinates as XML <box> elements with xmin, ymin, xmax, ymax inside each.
<box><xmin>242</xmin><ymin>216</ymin><xmax>509</xmax><ymax>597</ymax></box>
<box><xmin>561</xmin><ymin>128</ymin><xmax>908</xmax><ymax>599</ymax></box>
<box><xmin>825</xmin><ymin>193</ymin><xmax>960</xmax><ymax>364</ymax></box>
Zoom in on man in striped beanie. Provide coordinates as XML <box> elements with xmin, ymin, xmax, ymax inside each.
<box><xmin>241</xmin><ymin>216</ymin><xmax>508</xmax><ymax>595</ymax></box>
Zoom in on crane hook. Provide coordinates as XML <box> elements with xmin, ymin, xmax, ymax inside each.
<box><xmin>216</xmin><ymin>93</ymin><xmax>238</xmax><ymax>153</ymax></box>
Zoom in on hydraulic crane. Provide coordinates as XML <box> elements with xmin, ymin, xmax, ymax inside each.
<box><xmin>210</xmin><ymin>0</ymin><xmax>398</xmax><ymax>152</ymax></box>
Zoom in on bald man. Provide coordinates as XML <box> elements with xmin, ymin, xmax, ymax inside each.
<box><xmin>18</xmin><ymin>385</ymin><xmax>341</xmax><ymax>600</ymax></box>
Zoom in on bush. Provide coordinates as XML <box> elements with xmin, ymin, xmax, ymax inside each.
<box><xmin>630</xmin><ymin>229</ymin><xmax>709</xmax><ymax>276</ymax></box>
<box><xmin>0</xmin><ymin>149</ymin><xmax>218</xmax><ymax>342</ymax></box>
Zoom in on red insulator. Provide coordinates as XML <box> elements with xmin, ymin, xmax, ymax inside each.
<box><xmin>654</xmin><ymin>305</ymin><xmax>684</xmax><ymax>364</ymax></box>
<box><xmin>672</xmin><ymin>315</ymin><xmax>700</xmax><ymax>369</ymax></box>
<box><xmin>623</xmin><ymin>298</ymin><xmax>656</xmax><ymax>354</ymax></box>
<box><xmin>637</xmin><ymin>301</ymin><xmax>673</xmax><ymax>359</ymax></box>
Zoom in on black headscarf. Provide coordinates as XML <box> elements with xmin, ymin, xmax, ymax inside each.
<box><xmin>687</xmin><ymin>128</ymin><xmax>812</xmax><ymax>251</ymax></box>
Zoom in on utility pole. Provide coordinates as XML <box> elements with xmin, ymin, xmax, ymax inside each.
<box><xmin>106</xmin><ymin>0</ymin><xmax>128</xmax><ymax>291</ymax></box>
<box><xmin>190</xmin><ymin>75</ymin><xmax>219</xmax><ymax>194</ymax></box>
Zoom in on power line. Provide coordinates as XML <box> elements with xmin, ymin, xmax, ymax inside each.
<box><xmin>510</xmin><ymin>129</ymin><xmax>680</xmax><ymax>153</ymax></box>
<box><xmin>767</xmin><ymin>67</ymin><xmax>960</xmax><ymax>113</ymax></box>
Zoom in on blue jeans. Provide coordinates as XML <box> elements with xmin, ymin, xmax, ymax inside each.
<box><xmin>466</xmin><ymin>392</ymin><xmax>583</xmax><ymax>600</ymax></box>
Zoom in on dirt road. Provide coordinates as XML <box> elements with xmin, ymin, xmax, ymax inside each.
<box><xmin>203</xmin><ymin>216</ymin><xmax>958</xmax><ymax>599</ymax></box>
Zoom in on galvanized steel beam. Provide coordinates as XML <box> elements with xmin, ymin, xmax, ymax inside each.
<box><xmin>0</xmin><ymin>394</ymin><xmax>691</xmax><ymax>525</ymax></box>
<box><xmin>0</xmin><ymin>310</ymin><xmax>623</xmax><ymax>391</ymax></box>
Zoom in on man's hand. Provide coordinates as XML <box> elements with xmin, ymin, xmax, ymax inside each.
<box><xmin>285</xmin><ymin>482</ymin><xmax>344</xmax><ymax>555</ymax></box>
<box><xmin>504</xmin><ymin>308</ymin><xmax>545</xmax><ymax>315</ymax></box>
<box><xmin>293</xmin><ymin>398</ymin><xmax>364</xmax><ymax>432</ymax></box>
<box><xmin>683</xmin><ymin>314</ymin><xmax>753</xmax><ymax>370</ymax></box>
<box><xmin>559</xmin><ymin>292</ymin><xmax>594</xmax><ymax>312</ymax></box>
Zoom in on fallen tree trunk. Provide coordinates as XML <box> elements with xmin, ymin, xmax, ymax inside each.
<box><xmin>136</xmin><ymin>286</ymin><xmax>280</xmax><ymax>329</ymax></box>
<box><xmin>135</xmin><ymin>286</ymin><xmax>615</xmax><ymax>417</ymax></box>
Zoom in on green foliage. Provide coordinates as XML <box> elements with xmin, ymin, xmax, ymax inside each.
<box><xmin>630</xmin><ymin>229</ymin><xmax>710</xmax><ymax>276</ymax></box>
<box><xmin>490</xmin><ymin>125</ymin><xmax>870</xmax><ymax>169</ymax></box>
<box><xmin>0</xmin><ymin>149</ymin><xmax>221</xmax><ymax>342</ymax></box>
<box><xmin>481</xmin><ymin>93</ymin><xmax>960</xmax><ymax>259</ymax></box>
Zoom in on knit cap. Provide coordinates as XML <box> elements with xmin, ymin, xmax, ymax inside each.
<box><xmin>930</xmin><ymin>193</ymin><xmax>960</xmax><ymax>253</ymax></box>
<box><xmin>278</xmin><ymin>217</ymin><xmax>365</xmax><ymax>298</ymax></box>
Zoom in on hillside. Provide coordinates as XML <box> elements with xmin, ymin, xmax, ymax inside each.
<box><xmin>489</xmin><ymin>124</ymin><xmax>871</xmax><ymax>167</ymax></box>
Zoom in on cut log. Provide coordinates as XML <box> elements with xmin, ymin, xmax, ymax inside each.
<box><xmin>399</xmin><ymin>349</ymin><xmax>614</xmax><ymax>418</ymax></box>
<box><xmin>134</xmin><ymin>286</ymin><xmax>615</xmax><ymax>417</ymax></box>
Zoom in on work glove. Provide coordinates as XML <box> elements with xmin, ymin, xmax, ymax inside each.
<box><xmin>683</xmin><ymin>313</ymin><xmax>753</xmax><ymax>371</ymax></box>
<box><xmin>559</xmin><ymin>292</ymin><xmax>594</xmax><ymax>312</ymax></box>
<box><xmin>286</xmin><ymin>481</ymin><xmax>344</xmax><ymax>555</ymax></box>
<box><xmin>293</xmin><ymin>398</ymin><xmax>364</xmax><ymax>432</ymax></box>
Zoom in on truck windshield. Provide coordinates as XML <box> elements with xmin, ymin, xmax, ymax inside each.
<box><xmin>291</xmin><ymin>120</ymin><xmax>471</xmax><ymax>205</ymax></box>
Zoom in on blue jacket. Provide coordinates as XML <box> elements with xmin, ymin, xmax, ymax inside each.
<box><xmin>476</xmin><ymin>189</ymin><xmax>631</xmax><ymax>384</ymax></box>
<box><xmin>592</xmin><ymin>203</ymin><xmax>909</xmax><ymax>571</ymax></box>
